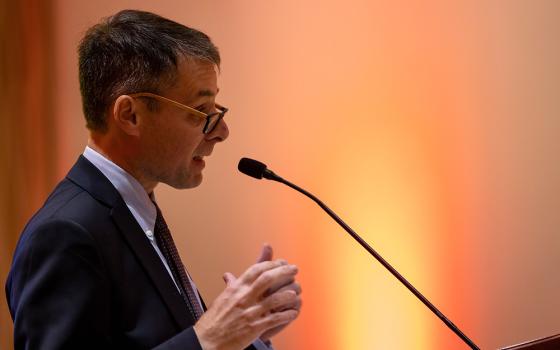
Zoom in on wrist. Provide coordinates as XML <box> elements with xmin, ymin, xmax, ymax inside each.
<box><xmin>193</xmin><ymin>323</ymin><xmax>217</xmax><ymax>350</ymax></box>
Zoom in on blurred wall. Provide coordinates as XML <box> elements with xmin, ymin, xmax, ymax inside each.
<box><xmin>1</xmin><ymin>0</ymin><xmax>559</xmax><ymax>349</ymax></box>
<box><xmin>0</xmin><ymin>0</ymin><xmax>56</xmax><ymax>348</ymax></box>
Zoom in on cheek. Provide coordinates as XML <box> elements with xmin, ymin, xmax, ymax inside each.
<box><xmin>143</xmin><ymin>117</ymin><xmax>203</xmax><ymax>164</ymax></box>
<box><xmin>164</xmin><ymin>127</ymin><xmax>203</xmax><ymax>162</ymax></box>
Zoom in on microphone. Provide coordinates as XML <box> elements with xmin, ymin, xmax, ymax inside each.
<box><xmin>237</xmin><ymin>158</ymin><xmax>280</xmax><ymax>180</ymax></box>
<box><xmin>238</xmin><ymin>157</ymin><xmax>480</xmax><ymax>350</ymax></box>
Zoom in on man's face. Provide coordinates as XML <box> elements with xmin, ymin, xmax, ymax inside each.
<box><xmin>135</xmin><ymin>58</ymin><xmax>229</xmax><ymax>189</ymax></box>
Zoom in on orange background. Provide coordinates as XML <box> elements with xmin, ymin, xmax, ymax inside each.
<box><xmin>1</xmin><ymin>1</ymin><xmax>560</xmax><ymax>349</ymax></box>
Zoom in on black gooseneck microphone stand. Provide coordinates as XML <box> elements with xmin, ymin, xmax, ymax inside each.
<box><xmin>238</xmin><ymin>158</ymin><xmax>480</xmax><ymax>350</ymax></box>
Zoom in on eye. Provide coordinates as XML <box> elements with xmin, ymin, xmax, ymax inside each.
<box><xmin>185</xmin><ymin>113</ymin><xmax>205</xmax><ymax>127</ymax></box>
<box><xmin>194</xmin><ymin>103</ymin><xmax>215</xmax><ymax>114</ymax></box>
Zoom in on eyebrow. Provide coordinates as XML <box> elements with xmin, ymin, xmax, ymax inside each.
<box><xmin>198</xmin><ymin>89</ymin><xmax>216</xmax><ymax>97</ymax></box>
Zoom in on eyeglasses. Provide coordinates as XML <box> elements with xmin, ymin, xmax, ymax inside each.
<box><xmin>129</xmin><ymin>92</ymin><xmax>228</xmax><ymax>134</ymax></box>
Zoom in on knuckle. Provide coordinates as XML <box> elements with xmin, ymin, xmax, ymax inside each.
<box><xmin>238</xmin><ymin>293</ymin><xmax>253</xmax><ymax>308</ymax></box>
<box><xmin>267</xmin><ymin>290</ymin><xmax>293</xmax><ymax>310</ymax></box>
<box><xmin>280</xmin><ymin>264</ymin><xmax>297</xmax><ymax>277</ymax></box>
<box><xmin>242</xmin><ymin>310</ymin><xmax>253</xmax><ymax>323</ymax></box>
<box><xmin>269</xmin><ymin>293</ymin><xmax>284</xmax><ymax>307</ymax></box>
<box><xmin>256</xmin><ymin>271</ymin><xmax>273</xmax><ymax>287</ymax></box>
<box><xmin>244</xmin><ymin>260</ymin><xmax>279</xmax><ymax>281</ymax></box>
<box><xmin>264</xmin><ymin>314</ymin><xmax>280</xmax><ymax>328</ymax></box>
<box><xmin>244</xmin><ymin>264</ymin><xmax>261</xmax><ymax>279</ymax></box>
<box><xmin>224</xmin><ymin>284</ymin><xmax>238</xmax><ymax>294</ymax></box>
<box><xmin>285</xmin><ymin>309</ymin><xmax>299</xmax><ymax>320</ymax></box>
<box><xmin>275</xmin><ymin>310</ymin><xmax>294</xmax><ymax>323</ymax></box>
<box><xmin>284</xmin><ymin>288</ymin><xmax>296</xmax><ymax>297</ymax></box>
<box><xmin>246</xmin><ymin>320</ymin><xmax>258</xmax><ymax>333</ymax></box>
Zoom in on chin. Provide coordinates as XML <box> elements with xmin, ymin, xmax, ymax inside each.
<box><xmin>169</xmin><ymin>173</ymin><xmax>203</xmax><ymax>189</ymax></box>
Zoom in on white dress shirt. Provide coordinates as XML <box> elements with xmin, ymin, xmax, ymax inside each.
<box><xmin>83</xmin><ymin>146</ymin><xmax>271</xmax><ymax>350</ymax></box>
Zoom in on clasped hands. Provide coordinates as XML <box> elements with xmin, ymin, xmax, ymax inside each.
<box><xmin>194</xmin><ymin>244</ymin><xmax>302</xmax><ymax>350</ymax></box>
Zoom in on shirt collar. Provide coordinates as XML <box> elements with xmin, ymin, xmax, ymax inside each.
<box><xmin>83</xmin><ymin>146</ymin><xmax>157</xmax><ymax>232</ymax></box>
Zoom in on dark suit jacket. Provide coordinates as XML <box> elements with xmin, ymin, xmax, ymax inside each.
<box><xmin>6</xmin><ymin>156</ymin><xmax>256</xmax><ymax>349</ymax></box>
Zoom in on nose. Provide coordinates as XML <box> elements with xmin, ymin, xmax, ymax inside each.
<box><xmin>205</xmin><ymin>118</ymin><xmax>229</xmax><ymax>143</ymax></box>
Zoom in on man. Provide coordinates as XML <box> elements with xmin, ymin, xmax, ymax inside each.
<box><xmin>6</xmin><ymin>9</ymin><xmax>301</xmax><ymax>350</ymax></box>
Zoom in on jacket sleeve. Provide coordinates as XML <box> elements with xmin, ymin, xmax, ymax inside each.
<box><xmin>152</xmin><ymin>327</ymin><xmax>202</xmax><ymax>350</ymax></box>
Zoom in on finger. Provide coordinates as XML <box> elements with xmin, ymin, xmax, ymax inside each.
<box><xmin>271</xmin><ymin>292</ymin><xmax>302</xmax><ymax>313</ymax></box>
<box><xmin>264</xmin><ymin>278</ymin><xmax>299</xmax><ymax>297</ymax></box>
<box><xmin>239</xmin><ymin>259</ymin><xmax>287</xmax><ymax>284</ymax></box>
<box><xmin>265</xmin><ymin>286</ymin><xmax>301</xmax><ymax>313</ymax></box>
<box><xmin>264</xmin><ymin>290</ymin><xmax>299</xmax><ymax>313</ymax></box>
<box><xmin>242</xmin><ymin>289</ymin><xmax>294</xmax><ymax>317</ymax></box>
<box><xmin>250</xmin><ymin>264</ymin><xmax>298</xmax><ymax>298</ymax></box>
<box><xmin>269</xmin><ymin>281</ymin><xmax>301</xmax><ymax>297</ymax></box>
<box><xmin>256</xmin><ymin>243</ymin><xmax>273</xmax><ymax>263</ymax></box>
<box><xmin>223</xmin><ymin>272</ymin><xmax>237</xmax><ymax>286</ymax></box>
<box><xmin>243</xmin><ymin>289</ymin><xmax>298</xmax><ymax>321</ymax></box>
<box><xmin>252</xmin><ymin>308</ymin><xmax>299</xmax><ymax>334</ymax></box>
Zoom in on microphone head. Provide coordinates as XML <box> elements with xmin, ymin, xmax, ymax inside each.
<box><xmin>238</xmin><ymin>158</ymin><xmax>268</xmax><ymax>179</ymax></box>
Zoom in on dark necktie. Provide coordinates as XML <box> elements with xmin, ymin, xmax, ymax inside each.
<box><xmin>153</xmin><ymin>203</ymin><xmax>204</xmax><ymax>320</ymax></box>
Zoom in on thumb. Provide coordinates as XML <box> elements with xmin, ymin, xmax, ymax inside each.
<box><xmin>222</xmin><ymin>272</ymin><xmax>237</xmax><ymax>286</ymax></box>
<box><xmin>256</xmin><ymin>243</ymin><xmax>273</xmax><ymax>263</ymax></box>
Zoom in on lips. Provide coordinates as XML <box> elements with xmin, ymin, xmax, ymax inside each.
<box><xmin>192</xmin><ymin>156</ymin><xmax>206</xmax><ymax>168</ymax></box>
<box><xmin>193</xmin><ymin>152</ymin><xmax>211</xmax><ymax>161</ymax></box>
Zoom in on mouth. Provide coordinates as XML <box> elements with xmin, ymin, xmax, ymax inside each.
<box><xmin>193</xmin><ymin>150</ymin><xmax>212</xmax><ymax>161</ymax></box>
<box><xmin>192</xmin><ymin>155</ymin><xmax>207</xmax><ymax>168</ymax></box>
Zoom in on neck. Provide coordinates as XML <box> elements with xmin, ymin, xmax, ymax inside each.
<box><xmin>87</xmin><ymin>137</ymin><xmax>158</xmax><ymax>193</ymax></box>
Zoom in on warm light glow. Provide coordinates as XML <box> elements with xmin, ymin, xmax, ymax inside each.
<box><xmin>8</xmin><ymin>1</ymin><xmax>551</xmax><ymax>349</ymax></box>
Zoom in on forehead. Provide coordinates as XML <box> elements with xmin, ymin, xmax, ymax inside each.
<box><xmin>172</xmin><ymin>57</ymin><xmax>219</xmax><ymax>102</ymax></box>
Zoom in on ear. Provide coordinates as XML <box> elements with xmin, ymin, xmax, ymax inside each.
<box><xmin>112</xmin><ymin>95</ymin><xmax>141</xmax><ymax>136</ymax></box>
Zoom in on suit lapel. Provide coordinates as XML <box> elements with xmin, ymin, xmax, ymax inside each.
<box><xmin>67</xmin><ymin>156</ymin><xmax>195</xmax><ymax>329</ymax></box>
<box><xmin>110</xmin><ymin>202</ymin><xmax>195</xmax><ymax>328</ymax></box>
